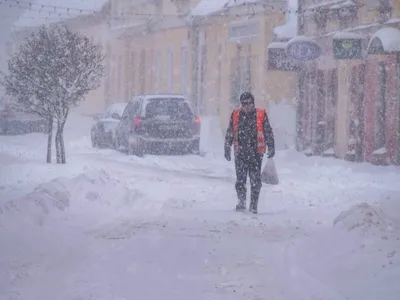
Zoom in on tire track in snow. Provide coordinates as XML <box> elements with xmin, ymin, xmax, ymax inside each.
<box><xmin>280</xmin><ymin>242</ymin><xmax>348</xmax><ymax>300</ymax></box>
<box><xmin>82</xmin><ymin>153</ymin><xmax>234</xmax><ymax>184</ymax></box>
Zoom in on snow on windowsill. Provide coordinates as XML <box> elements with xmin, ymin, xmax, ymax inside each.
<box><xmin>331</xmin><ymin>0</ymin><xmax>356</xmax><ymax>9</ymax></box>
<box><xmin>333</xmin><ymin>31</ymin><xmax>363</xmax><ymax>40</ymax></box>
<box><xmin>273</xmin><ymin>21</ymin><xmax>297</xmax><ymax>40</ymax></box>
<box><xmin>372</xmin><ymin>147</ymin><xmax>387</xmax><ymax>155</ymax></box>
<box><xmin>324</xmin><ymin>148</ymin><xmax>335</xmax><ymax>155</ymax></box>
<box><xmin>307</xmin><ymin>0</ymin><xmax>353</xmax><ymax>11</ymax></box>
<box><xmin>346</xmin><ymin>149</ymin><xmax>356</xmax><ymax>155</ymax></box>
<box><xmin>386</xmin><ymin>18</ymin><xmax>400</xmax><ymax>25</ymax></box>
<box><xmin>267</xmin><ymin>42</ymin><xmax>287</xmax><ymax>49</ymax></box>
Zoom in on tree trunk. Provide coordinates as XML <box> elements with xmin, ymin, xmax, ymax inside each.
<box><xmin>46</xmin><ymin>117</ymin><xmax>53</xmax><ymax>164</ymax></box>
<box><xmin>55</xmin><ymin>122</ymin><xmax>61</xmax><ymax>164</ymax></box>
<box><xmin>60</xmin><ymin>120</ymin><xmax>66</xmax><ymax>164</ymax></box>
<box><xmin>60</xmin><ymin>110</ymin><xmax>69</xmax><ymax>164</ymax></box>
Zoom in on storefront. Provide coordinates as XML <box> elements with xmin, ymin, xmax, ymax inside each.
<box><xmin>363</xmin><ymin>27</ymin><xmax>400</xmax><ymax>165</ymax></box>
<box><xmin>332</xmin><ymin>32</ymin><xmax>365</xmax><ymax>161</ymax></box>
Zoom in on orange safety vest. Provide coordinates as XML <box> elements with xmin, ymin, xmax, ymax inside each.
<box><xmin>232</xmin><ymin>107</ymin><xmax>266</xmax><ymax>153</ymax></box>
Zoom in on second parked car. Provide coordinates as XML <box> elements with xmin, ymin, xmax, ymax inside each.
<box><xmin>115</xmin><ymin>94</ymin><xmax>201</xmax><ymax>156</ymax></box>
<box><xmin>91</xmin><ymin>102</ymin><xmax>128</xmax><ymax>148</ymax></box>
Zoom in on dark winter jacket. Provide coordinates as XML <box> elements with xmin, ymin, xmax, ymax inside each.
<box><xmin>224</xmin><ymin>108</ymin><xmax>275</xmax><ymax>157</ymax></box>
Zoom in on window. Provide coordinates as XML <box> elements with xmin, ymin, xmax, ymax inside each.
<box><xmin>228</xmin><ymin>21</ymin><xmax>259</xmax><ymax>41</ymax></box>
<box><xmin>155</xmin><ymin>51</ymin><xmax>162</xmax><ymax>92</ymax></box>
<box><xmin>129</xmin><ymin>52</ymin><xmax>135</xmax><ymax>98</ymax></box>
<box><xmin>181</xmin><ymin>47</ymin><xmax>188</xmax><ymax>95</ymax></box>
<box><xmin>167</xmin><ymin>49</ymin><xmax>173</xmax><ymax>90</ymax></box>
<box><xmin>216</xmin><ymin>44</ymin><xmax>222</xmax><ymax>114</ymax></box>
<box><xmin>145</xmin><ymin>99</ymin><xmax>193</xmax><ymax>120</ymax></box>
<box><xmin>118</xmin><ymin>55</ymin><xmax>123</xmax><ymax>99</ymax></box>
<box><xmin>378</xmin><ymin>0</ymin><xmax>392</xmax><ymax>23</ymax></box>
<box><xmin>375</xmin><ymin>63</ymin><xmax>387</xmax><ymax>150</ymax></box>
<box><xmin>139</xmin><ymin>50</ymin><xmax>145</xmax><ymax>93</ymax></box>
<box><xmin>314</xmin><ymin>11</ymin><xmax>327</xmax><ymax>34</ymax></box>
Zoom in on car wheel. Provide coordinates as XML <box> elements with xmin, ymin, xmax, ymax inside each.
<box><xmin>114</xmin><ymin>136</ymin><xmax>120</xmax><ymax>151</ymax></box>
<box><xmin>128</xmin><ymin>138</ymin><xmax>144</xmax><ymax>157</ymax></box>
<box><xmin>91</xmin><ymin>132</ymin><xmax>97</xmax><ymax>148</ymax></box>
<box><xmin>190</xmin><ymin>140</ymin><xmax>201</xmax><ymax>155</ymax></box>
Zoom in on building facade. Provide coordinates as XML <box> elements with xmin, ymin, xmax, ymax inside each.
<box><xmin>274</xmin><ymin>0</ymin><xmax>400</xmax><ymax>165</ymax></box>
<box><xmin>107</xmin><ymin>0</ymin><xmax>297</xmax><ymax>133</ymax></box>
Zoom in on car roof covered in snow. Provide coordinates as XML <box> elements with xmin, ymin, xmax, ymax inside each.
<box><xmin>138</xmin><ymin>94</ymin><xmax>187</xmax><ymax>100</ymax></box>
<box><xmin>105</xmin><ymin>102</ymin><xmax>128</xmax><ymax>115</ymax></box>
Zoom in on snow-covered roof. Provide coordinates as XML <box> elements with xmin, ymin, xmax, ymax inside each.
<box><xmin>386</xmin><ymin>18</ymin><xmax>400</xmax><ymax>25</ymax></box>
<box><xmin>13</xmin><ymin>0</ymin><xmax>108</xmax><ymax>30</ymax></box>
<box><xmin>105</xmin><ymin>102</ymin><xmax>128</xmax><ymax>116</ymax></box>
<box><xmin>332</xmin><ymin>31</ymin><xmax>363</xmax><ymax>40</ymax></box>
<box><xmin>307</xmin><ymin>0</ymin><xmax>355</xmax><ymax>10</ymax></box>
<box><xmin>367</xmin><ymin>27</ymin><xmax>400</xmax><ymax>53</ymax></box>
<box><xmin>190</xmin><ymin>0</ymin><xmax>261</xmax><ymax>16</ymax></box>
<box><xmin>267</xmin><ymin>41</ymin><xmax>287</xmax><ymax>49</ymax></box>
<box><xmin>273</xmin><ymin>20</ymin><xmax>297</xmax><ymax>39</ymax></box>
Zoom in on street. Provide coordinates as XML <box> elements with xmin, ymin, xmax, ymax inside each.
<box><xmin>0</xmin><ymin>113</ymin><xmax>399</xmax><ymax>300</ymax></box>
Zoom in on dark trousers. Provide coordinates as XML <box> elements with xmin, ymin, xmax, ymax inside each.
<box><xmin>234</xmin><ymin>153</ymin><xmax>263</xmax><ymax>208</ymax></box>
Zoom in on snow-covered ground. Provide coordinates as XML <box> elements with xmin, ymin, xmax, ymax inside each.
<box><xmin>0</xmin><ymin>113</ymin><xmax>399</xmax><ymax>300</ymax></box>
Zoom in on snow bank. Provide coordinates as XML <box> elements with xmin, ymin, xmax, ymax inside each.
<box><xmin>333</xmin><ymin>203</ymin><xmax>396</xmax><ymax>236</ymax></box>
<box><xmin>200</xmin><ymin>115</ymin><xmax>224</xmax><ymax>156</ymax></box>
<box><xmin>268</xmin><ymin>100</ymin><xmax>296</xmax><ymax>150</ymax></box>
<box><xmin>0</xmin><ymin>170</ymin><xmax>141</xmax><ymax>228</ymax></box>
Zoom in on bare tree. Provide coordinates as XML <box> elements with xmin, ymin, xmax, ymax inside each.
<box><xmin>1</xmin><ymin>24</ymin><xmax>104</xmax><ymax>164</ymax></box>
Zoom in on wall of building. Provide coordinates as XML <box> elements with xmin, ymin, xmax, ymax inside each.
<box><xmin>294</xmin><ymin>0</ymin><xmax>400</xmax><ymax>165</ymax></box>
<box><xmin>107</xmin><ymin>1</ymin><xmax>297</xmax><ymax>135</ymax></box>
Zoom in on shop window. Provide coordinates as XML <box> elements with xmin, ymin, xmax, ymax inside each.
<box><xmin>140</xmin><ymin>50</ymin><xmax>145</xmax><ymax>92</ymax></box>
<box><xmin>180</xmin><ymin>47</ymin><xmax>188</xmax><ymax>95</ymax></box>
<box><xmin>378</xmin><ymin>0</ymin><xmax>392</xmax><ymax>23</ymax></box>
<box><xmin>167</xmin><ymin>49</ymin><xmax>173</xmax><ymax>90</ymax></box>
<box><xmin>129</xmin><ymin>52</ymin><xmax>135</xmax><ymax>98</ymax></box>
<box><xmin>375</xmin><ymin>63</ymin><xmax>387</xmax><ymax>150</ymax></box>
<box><xmin>326</xmin><ymin>69</ymin><xmax>337</xmax><ymax>148</ymax></box>
<box><xmin>314</xmin><ymin>11</ymin><xmax>327</xmax><ymax>34</ymax></box>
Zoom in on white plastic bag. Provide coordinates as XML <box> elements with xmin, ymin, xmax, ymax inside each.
<box><xmin>261</xmin><ymin>158</ymin><xmax>279</xmax><ymax>185</ymax></box>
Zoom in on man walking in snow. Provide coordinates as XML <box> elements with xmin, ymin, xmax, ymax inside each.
<box><xmin>224</xmin><ymin>92</ymin><xmax>275</xmax><ymax>214</ymax></box>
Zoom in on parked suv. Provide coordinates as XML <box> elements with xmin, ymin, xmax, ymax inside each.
<box><xmin>115</xmin><ymin>94</ymin><xmax>200</xmax><ymax>156</ymax></box>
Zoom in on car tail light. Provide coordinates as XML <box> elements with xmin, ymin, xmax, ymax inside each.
<box><xmin>194</xmin><ymin>116</ymin><xmax>200</xmax><ymax>133</ymax></box>
<box><xmin>133</xmin><ymin>118</ymin><xmax>142</xmax><ymax>132</ymax></box>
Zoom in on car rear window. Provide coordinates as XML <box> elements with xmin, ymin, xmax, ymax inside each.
<box><xmin>145</xmin><ymin>99</ymin><xmax>193</xmax><ymax>120</ymax></box>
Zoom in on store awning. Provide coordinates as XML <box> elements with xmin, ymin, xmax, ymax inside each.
<box><xmin>367</xmin><ymin>27</ymin><xmax>400</xmax><ymax>54</ymax></box>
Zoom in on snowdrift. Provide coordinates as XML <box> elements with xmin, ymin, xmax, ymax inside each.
<box><xmin>0</xmin><ymin>170</ymin><xmax>145</xmax><ymax>228</ymax></box>
<box><xmin>333</xmin><ymin>202</ymin><xmax>396</xmax><ymax>236</ymax></box>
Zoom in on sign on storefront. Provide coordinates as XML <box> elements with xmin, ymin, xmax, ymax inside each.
<box><xmin>267</xmin><ymin>45</ymin><xmax>299</xmax><ymax>71</ymax></box>
<box><xmin>285</xmin><ymin>37</ymin><xmax>322</xmax><ymax>61</ymax></box>
<box><xmin>333</xmin><ymin>38</ymin><xmax>362</xmax><ymax>59</ymax></box>
<box><xmin>228</xmin><ymin>21</ymin><xmax>259</xmax><ymax>43</ymax></box>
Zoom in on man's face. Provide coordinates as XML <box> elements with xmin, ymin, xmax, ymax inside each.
<box><xmin>241</xmin><ymin>102</ymin><xmax>254</xmax><ymax>113</ymax></box>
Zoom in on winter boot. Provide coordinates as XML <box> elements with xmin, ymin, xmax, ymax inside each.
<box><xmin>235</xmin><ymin>198</ymin><xmax>246</xmax><ymax>211</ymax></box>
<box><xmin>249</xmin><ymin>189</ymin><xmax>260</xmax><ymax>214</ymax></box>
<box><xmin>235</xmin><ymin>187</ymin><xmax>246</xmax><ymax>211</ymax></box>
